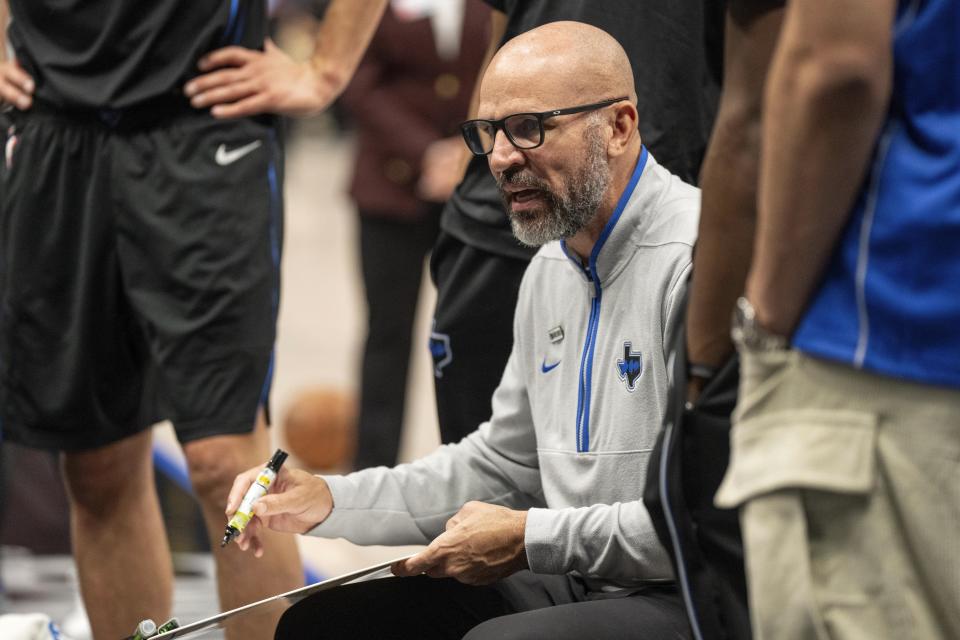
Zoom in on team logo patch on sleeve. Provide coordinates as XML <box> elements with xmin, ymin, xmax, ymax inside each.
<box><xmin>548</xmin><ymin>325</ymin><xmax>564</xmax><ymax>343</ymax></box>
<box><xmin>429</xmin><ymin>321</ymin><xmax>453</xmax><ymax>378</ymax></box>
<box><xmin>616</xmin><ymin>342</ymin><xmax>643</xmax><ymax>391</ymax></box>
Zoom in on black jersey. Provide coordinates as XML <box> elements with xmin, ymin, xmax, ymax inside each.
<box><xmin>7</xmin><ymin>0</ymin><xmax>267</xmax><ymax>109</ymax></box>
<box><xmin>443</xmin><ymin>0</ymin><xmax>723</xmax><ymax>259</ymax></box>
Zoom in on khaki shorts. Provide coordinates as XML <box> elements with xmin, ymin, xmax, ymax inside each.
<box><xmin>716</xmin><ymin>348</ymin><xmax>960</xmax><ymax>640</ymax></box>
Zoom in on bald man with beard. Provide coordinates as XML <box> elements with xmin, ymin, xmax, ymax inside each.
<box><xmin>227</xmin><ymin>22</ymin><xmax>699</xmax><ymax>640</ymax></box>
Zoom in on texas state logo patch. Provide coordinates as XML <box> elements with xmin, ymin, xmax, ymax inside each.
<box><xmin>429</xmin><ymin>321</ymin><xmax>453</xmax><ymax>378</ymax></box>
<box><xmin>616</xmin><ymin>341</ymin><xmax>643</xmax><ymax>391</ymax></box>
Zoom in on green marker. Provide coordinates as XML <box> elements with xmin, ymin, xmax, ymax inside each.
<box><xmin>156</xmin><ymin>617</ymin><xmax>180</xmax><ymax>634</ymax></box>
<box><xmin>221</xmin><ymin>449</ymin><xmax>288</xmax><ymax>547</ymax></box>
<box><xmin>130</xmin><ymin>619</ymin><xmax>157</xmax><ymax>640</ymax></box>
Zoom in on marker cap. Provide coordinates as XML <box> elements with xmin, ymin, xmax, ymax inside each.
<box><xmin>266</xmin><ymin>449</ymin><xmax>288</xmax><ymax>473</ymax></box>
<box><xmin>134</xmin><ymin>619</ymin><xmax>157</xmax><ymax>639</ymax></box>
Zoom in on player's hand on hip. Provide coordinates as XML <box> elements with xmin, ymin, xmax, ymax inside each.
<box><xmin>0</xmin><ymin>59</ymin><xmax>34</xmax><ymax>110</ymax></box>
<box><xmin>225</xmin><ymin>466</ymin><xmax>334</xmax><ymax>557</ymax></box>
<box><xmin>391</xmin><ymin>501</ymin><xmax>529</xmax><ymax>585</ymax></box>
<box><xmin>185</xmin><ymin>39</ymin><xmax>344</xmax><ymax>119</ymax></box>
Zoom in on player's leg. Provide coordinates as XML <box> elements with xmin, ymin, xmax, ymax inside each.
<box><xmin>62</xmin><ymin>430</ymin><xmax>174</xmax><ymax>640</ymax></box>
<box><xmin>0</xmin><ymin>110</ymin><xmax>172</xmax><ymax>639</ymax></box>
<box><xmin>114</xmin><ymin>111</ymin><xmax>300</xmax><ymax>640</ymax></box>
<box><xmin>182</xmin><ymin>413</ymin><xmax>302</xmax><ymax>640</ymax></box>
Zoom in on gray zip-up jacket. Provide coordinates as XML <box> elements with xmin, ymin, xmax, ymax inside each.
<box><xmin>312</xmin><ymin>148</ymin><xmax>699</xmax><ymax>591</ymax></box>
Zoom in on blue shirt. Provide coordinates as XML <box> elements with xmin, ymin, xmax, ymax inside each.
<box><xmin>793</xmin><ymin>0</ymin><xmax>960</xmax><ymax>389</ymax></box>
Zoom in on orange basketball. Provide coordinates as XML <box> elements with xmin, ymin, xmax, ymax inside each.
<box><xmin>282</xmin><ymin>387</ymin><xmax>357</xmax><ymax>472</ymax></box>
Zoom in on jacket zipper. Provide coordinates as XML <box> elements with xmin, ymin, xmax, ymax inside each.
<box><xmin>569</xmin><ymin>145</ymin><xmax>648</xmax><ymax>454</ymax></box>
<box><xmin>575</xmin><ymin>274</ymin><xmax>603</xmax><ymax>452</ymax></box>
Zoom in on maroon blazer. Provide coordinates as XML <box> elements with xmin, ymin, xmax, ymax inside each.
<box><xmin>340</xmin><ymin>1</ymin><xmax>489</xmax><ymax>220</ymax></box>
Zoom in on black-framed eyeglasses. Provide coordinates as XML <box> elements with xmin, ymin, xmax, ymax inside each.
<box><xmin>460</xmin><ymin>97</ymin><xmax>628</xmax><ymax>156</ymax></box>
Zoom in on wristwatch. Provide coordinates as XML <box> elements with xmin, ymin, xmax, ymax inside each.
<box><xmin>731</xmin><ymin>296</ymin><xmax>789</xmax><ymax>351</ymax></box>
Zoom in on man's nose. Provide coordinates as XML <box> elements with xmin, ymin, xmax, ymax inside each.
<box><xmin>488</xmin><ymin>130</ymin><xmax>525</xmax><ymax>174</ymax></box>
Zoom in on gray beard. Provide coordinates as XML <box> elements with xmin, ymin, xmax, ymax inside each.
<box><xmin>499</xmin><ymin>125</ymin><xmax>611</xmax><ymax>248</ymax></box>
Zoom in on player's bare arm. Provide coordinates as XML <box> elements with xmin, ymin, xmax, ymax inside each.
<box><xmin>746</xmin><ymin>0</ymin><xmax>896</xmax><ymax>337</ymax></box>
<box><xmin>185</xmin><ymin>0</ymin><xmax>389</xmax><ymax>118</ymax></box>
<box><xmin>685</xmin><ymin>0</ymin><xmax>784</xmax><ymax>400</ymax></box>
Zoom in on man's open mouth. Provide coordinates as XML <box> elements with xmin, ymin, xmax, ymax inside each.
<box><xmin>511</xmin><ymin>189</ymin><xmax>542</xmax><ymax>203</ymax></box>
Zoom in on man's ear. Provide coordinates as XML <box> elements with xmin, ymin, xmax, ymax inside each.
<box><xmin>607</xmin><ymin>102</ymin><xmax>639</xmax><ymax>157</ymax></box>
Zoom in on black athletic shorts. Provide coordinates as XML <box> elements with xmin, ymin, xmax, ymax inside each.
<box><xmin>0</xmin><ymin>99</ymin><xmax>283</xmax><ymax>450</ymax></box>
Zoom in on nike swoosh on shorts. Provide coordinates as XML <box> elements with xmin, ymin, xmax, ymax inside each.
<box><xmin>215</xmin><ymin>140</ymin><xmax>263</xmax><ymax>166</ymax></box>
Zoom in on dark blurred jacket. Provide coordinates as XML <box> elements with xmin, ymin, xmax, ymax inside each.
<box><xmin>341</xmin><ymin>1</ymin><xmax>489</xmax><ymax>220</ymax></box>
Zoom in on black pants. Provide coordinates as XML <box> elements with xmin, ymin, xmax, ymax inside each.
<box><xmin>275</xmin><ymin>573</ymin><xmax>690</xmax><ymax>640</ymax></box>
<box><xmin>429</xmin><ymin>231</ymin><xmax>531</xmax><ymax>443</ymax></box>
<box><xmin>644</xmin><ymin>287</ymin><xmax>750</xmax><ymax>640</ymax></box>
<box><xmin>354</xmin><ymin>210</ymin><xmax>440</xmax><ymax>469</ymax></box>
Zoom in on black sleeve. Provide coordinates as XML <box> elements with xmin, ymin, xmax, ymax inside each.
<box><xmin>704</xmin><ymin>0</ymin><xmax>726</xmax><ymax>87</ymax></box>
<box><xmin>482</xmin><ymin>0</ymin><xmax>507</xmax><ymax>12</ymax></box>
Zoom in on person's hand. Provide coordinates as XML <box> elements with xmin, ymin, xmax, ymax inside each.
<box><xmin>184</xmin><ymin>40</ymin><xmax>347</xmax><ymax>119</ymax></box>
<box><xmin>417</xmin><ymin>136</ymin><xmax>468</xmax><ymax>203</ymax></box>
<box><xmin>0</xmin><ymin>59</ymin><xmax>34</xmax><ymax>110</ymax></box>
<box><xmin>391</xmin><ymin>501</ymin><xmax>528</xmax><ymax>585</ymax></box>
<box><xmin>225</xmin><ymin>466</ymin><xmax>334</xmax><ymax>557</ymax></box>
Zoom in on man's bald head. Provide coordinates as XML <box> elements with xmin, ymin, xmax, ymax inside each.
<box><xmin>481</xmin><ymin>21</ymin><xmax>637</xmax><ymax>117</ymax></box>
<box><xmin>475</xmin><ymin>22</ymin><xmax>642</xmax><ymax>253</ymax></box>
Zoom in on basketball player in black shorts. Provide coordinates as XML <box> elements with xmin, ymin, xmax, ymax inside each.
<box><xmin>0</xmin><ymin>1</ymin><xmax>385</xmax><ymax>638</ymax></box>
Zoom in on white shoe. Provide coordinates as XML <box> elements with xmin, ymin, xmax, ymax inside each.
<box><xmin>0</xmin><ymin>613</ymin><xmax>76</xmax><ymax>640</ymax></box>
<box><xmin>58</xmin><ymin>592</ymin><xmax>91</xmax><ymax>640</ymax></box>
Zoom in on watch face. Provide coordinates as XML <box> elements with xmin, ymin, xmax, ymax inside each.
<box><xmin>731</xmin><ymin>297</ymin><xmax>787</xmax><ymax>351</ymax></box>
<box><xmin>731</xmin><ymin>297</ymin><xmax>752</xmax><ymax>347</ymax></box>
